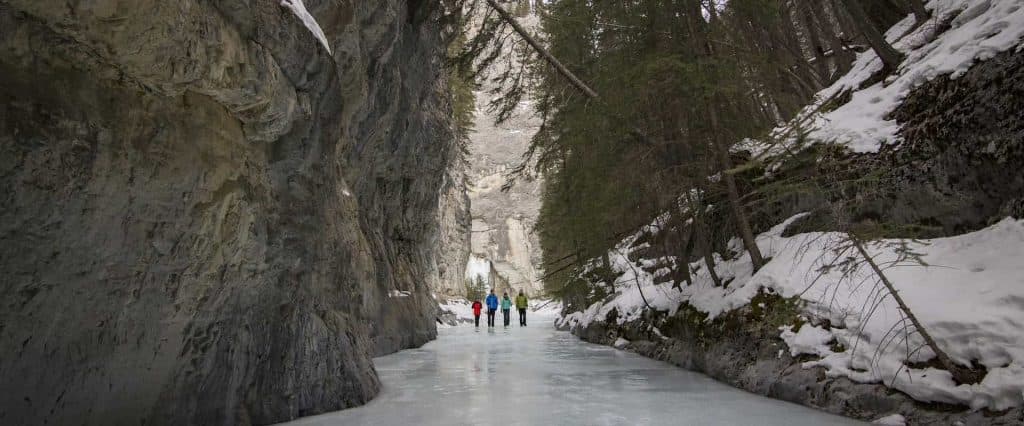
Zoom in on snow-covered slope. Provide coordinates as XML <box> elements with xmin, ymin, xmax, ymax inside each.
<box><xmin>757</xmin><ymin>0</ymin><xmax>1024</xmax><ymax>154</ymax></box>
<box><xmin>558</xmin><ymin>0</ymin><xmax>1024</xmax><ymax>418</ymax></box>
<box><xmin>559</xmin><ymin>215</ymin><xmax>1024</xmax><ymax>411</ymax></box>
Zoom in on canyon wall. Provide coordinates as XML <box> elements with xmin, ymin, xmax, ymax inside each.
<box><xmin>0</xmin><ymin>0</ymin><xmax>461</xmax><ymax>424</ymax></box>
<box><xmin>464</xmin><ymin>10</ymin><xmax>545</xmax><ymax>297</ymax></box>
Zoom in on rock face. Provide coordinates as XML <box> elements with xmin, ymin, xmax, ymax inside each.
<box><xmin>0</xmin><ymin>1</ymin><xmax>460</xmax><ymax>424</ymax></box>
<box><xmin>790</xmin><ymin>48</ymin><xmax>1024</xmax><ymax>238</ymax></box>
<box><xmin>881</xmin><ymin>48</ymin><xmax>1024</xmax><ymax>233</ymax></box>
<box><xmin>431</xmin><ymin>164</ymin><xmax>472</xmax><ymax>297</ymax></box>
<box><xmin>467</xmin><ymin>101</ymin><xmax>544</xmax><ymax>295</ymax></box>
<box><xmin>465</xmin><ymin>11</ymin><xmax>544</xmax><ymax>297</ymax></box>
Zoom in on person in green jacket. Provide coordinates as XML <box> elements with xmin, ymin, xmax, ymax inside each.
<box><xmin>500</xmin><ymin>292</ymin><xmax>513</xmax><ymax>326</ymax></box>
<box><xmin>515</xmin><ymin>291</ymin><xmax>528</xmax><ymax>326</ymax></box>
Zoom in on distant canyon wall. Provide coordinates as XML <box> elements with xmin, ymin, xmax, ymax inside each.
<box><xmin>464</xmin><ymin>9</ymin><xmax>545</xmax><ymax>297</ymax></box>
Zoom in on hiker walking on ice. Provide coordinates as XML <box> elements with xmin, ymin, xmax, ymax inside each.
<box><xmin>471</xmin><ymin>299</ymin><xmax>483</xmax><ymax>327</ymax></box>
<box><xmin>516</xmin><ymin>291</ymin><xmax>528</xmax><ymax>326</ymax></box>
<box><xmin>501</xmin><ymin>292</ymin><xmax>512</xmax><ymax>326</ymax></box>
<box><xmin>485</xmin><ymin>289</ymin><xmax>499</xmax><ymax>327</ymax></box>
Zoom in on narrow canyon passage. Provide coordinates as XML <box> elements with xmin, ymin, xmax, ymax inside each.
<box><xmin>281</xmin><ymin>313</ymin><xmax>864</xmax><ymax>426</ymax></box>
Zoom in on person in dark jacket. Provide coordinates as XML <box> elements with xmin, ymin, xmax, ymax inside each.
<box><xmin>471</xmin><ymin>299</ymin><xmax>483</xmax><ymax>327</ymax></box>
<box><xmin>485</xmin><ymin>290</ymin><xmax>499</xmax><ymax>327</ymax></box>
<box><xmin>500</xmin><ymin>292</ymin><xmax>512</xmax><ymax>326</ymax></box>
<box><xmin>515</xmin><ymin>291</ymin><xmax>528</xmax><ymax>326</ymax></box>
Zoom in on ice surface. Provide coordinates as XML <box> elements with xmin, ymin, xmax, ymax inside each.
<box><xmin>280</xmin><ymin>311</ymin><xmax>863</xmax><ymax>426</ymax></box>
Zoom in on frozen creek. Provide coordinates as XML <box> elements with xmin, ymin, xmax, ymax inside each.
<box><xmin>281</xmin><ymin>313</ymin><xmax>863</xmax><ymax>426</ymax></box>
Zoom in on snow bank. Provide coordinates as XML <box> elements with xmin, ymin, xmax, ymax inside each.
<box><xmin>780</xmin><ymin>325</ymin><xmax>835</xmax><ymax>358</ymax></box>
<box><xmin>438</xmin><ymin>298</ymin><xmax>476</xmax><ymax>326</ymax></box>
<box><xmin>530</xmin><ymin>299</ymin><xmax>563</xmax><ymax>318</ymax></box>
<box><xmin>560</xmin><ymin>215</ymin><xmax>1024</xmax><ymax>411</ymax></box>
<box><xmin>280</xmin><ymin>0</ymin><xmax>332</xmax><ymax>54</ymax></box>
<box><xmin>758</xmin><ymin>0</ymin><xmax>1024</xmax><ymax>154</ymax></box>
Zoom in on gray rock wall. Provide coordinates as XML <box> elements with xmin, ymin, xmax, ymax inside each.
<box><xmin>433</xmin><ymin>165</ymin><xmax>472</xmax><ymax>297</ymax></box>
<box><xmin>0</xmin><ymin>1</ymin><xmax>459</xmax><ymax>424</ymax></box>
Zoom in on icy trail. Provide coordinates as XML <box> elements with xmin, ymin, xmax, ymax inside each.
<box><xmin>281</xmin><ymin>313</ymin><xmax>863</xmax><ymax>425</ymax></box>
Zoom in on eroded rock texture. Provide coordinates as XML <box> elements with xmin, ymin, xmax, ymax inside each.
<box><xmin>0</xmin><ymin>1</ymin><xmax>461</xmax><ymax>424</ymax></box>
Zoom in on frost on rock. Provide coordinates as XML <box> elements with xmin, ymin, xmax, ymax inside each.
<box><xmin>280</xmin><ymin>0</ymin><xmax>332</xmax><ymax>54</ymax></box>
<box><xmin>748</xmin><ymin>0</ymin><xmax>1024</xmax><ymax>155</ymax></box>
<box><xmin>559</xmin><ymin>214</ymin><xmax>1024</xmax><ymax>411</ymax></box>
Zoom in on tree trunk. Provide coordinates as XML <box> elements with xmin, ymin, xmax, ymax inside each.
<box><xmin>906</xmin><ymin>0</ymin><xmax>930</xmax><ymax>25</ymax></box>
<box><xmin>838</xmin><ymin>0</ymin><xmax>905</xmax><ymax>72</ymax></box>
<box><xmin>813</xmin><ymin>0</ymin><xmax>856</xmax><ymax>76</ymax></box>
<box><xmin>688</xmin><ymin>193</ymin><xmax>725</xmax><ymax>287</ymax></box>
<box><xmin>778</xmin><ymin>4</ymin><xmax>824</xmax><ymax>91</ymax></box>
<box><xmin>798</xmin><ymin>0</ymin><xmax>832</xmax><ymax>82</ymax></box>
<box><xmin>708</xmin><ymin>105</ymin><xmax>766</xmax><ymax>271</ymax></box>
<box><xmin>676</xmin><ymin>223</ymin><xmax>695</xmax><ymax>288</ymax></box>
<box><xmin>851</xmin><ymin>236</ymin><xmax>983</xmax><ymax>385</ymax></box>
<box><xmin>696</xmin><ymin>9</ymin><xmax>768</xmax><ymax>272</ymax></box>
<box><xmin>698</xmin><ymin>220</ymin><xmax>724</xmax><ymax>288</ymax></box>
<box><xmin>484</xmin><ymin>0</ymin><xmax>599</xmax><ymax>99</ymax></box>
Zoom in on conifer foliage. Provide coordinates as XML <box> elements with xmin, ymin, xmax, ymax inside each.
<box><xmin>454</xmin><ymin>0</ymin><xmax>914</xmax><ymax>305</ymax></box>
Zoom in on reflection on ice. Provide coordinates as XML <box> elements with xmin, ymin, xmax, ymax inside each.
<box><xmin>281</xmin><ymin>315</ymin><xmax>863</xmax><ymax>426</ymax></box>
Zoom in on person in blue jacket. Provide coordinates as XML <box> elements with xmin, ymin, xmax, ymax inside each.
<box><xmin>485</xmin><ymin>289</ymin><xmax>499</xmax><ymax>327</ymax></box>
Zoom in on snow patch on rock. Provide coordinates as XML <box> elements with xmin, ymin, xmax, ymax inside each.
<box><xmin>872</xmin><ymin>413</ymin><xmax>907</xmax><ymax>425</ymax></box>
<box><xmin>780</xmin><ymin>325</ymin><xmax>835</xmax><ymax>358</ymax></box>
<box><xmin>280</xmin><ymin>0</ymin><xmax>332</xmax><ymax>54</ymax></box>
<box><xmin>751</xmin><ymin>0</ymin><xmax>1024</xmax><ymax>155</ymax></box>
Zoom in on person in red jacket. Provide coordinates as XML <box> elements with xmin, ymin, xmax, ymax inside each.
<box><xmin>471</xmin><ymin>300</ymin><xmax>483</xmax><ymax>327</ymax></box>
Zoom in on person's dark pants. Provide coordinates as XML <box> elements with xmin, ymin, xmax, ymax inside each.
<box><xmin>502</xmin><ymin>309</ymin><xmax>511</xmax><ymax>326</ymax></box>
<box><xmin>487</xmin><ymin>309</ymin><xmax>496</xmax><ymax>327</ymax></box>
<box><xmin>474</xmin><ymin>314</ymin><xmax>480</xmax><ymax>327</ymax></box>
<box><xmin>518</xmin><ymin>308</ymin><xmax>527</xmax><ymax>326</ymax></box>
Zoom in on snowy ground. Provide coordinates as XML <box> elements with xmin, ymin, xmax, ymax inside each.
<box><xmin>745</xmin><ymin>0</ymin><xmax>1024</xmax><ymax>157</ymax></box>
<box><xmin>559</xmin><ymin>215</ymin><xmax>1024</xmax><ymax>411</ymax></box>
<box><xmin>280</xmin><ymin>310</ymin><xmax>863</xmax><ymax>426</ymax></box>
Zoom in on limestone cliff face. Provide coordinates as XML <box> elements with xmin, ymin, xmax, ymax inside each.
<box><xmin>433</xmin><ymin>164</ymin><xmax>472</xmax><ymax>297</ymax></box>
<box><xmin>465</xmin><ymin>10</ymin><xmax>544</xmax><ymax>297</ymax></box>
<box><xmin>0</xmin><ymin>1</ymin><xmax>459</xmax><ymax>424</ymax></box>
